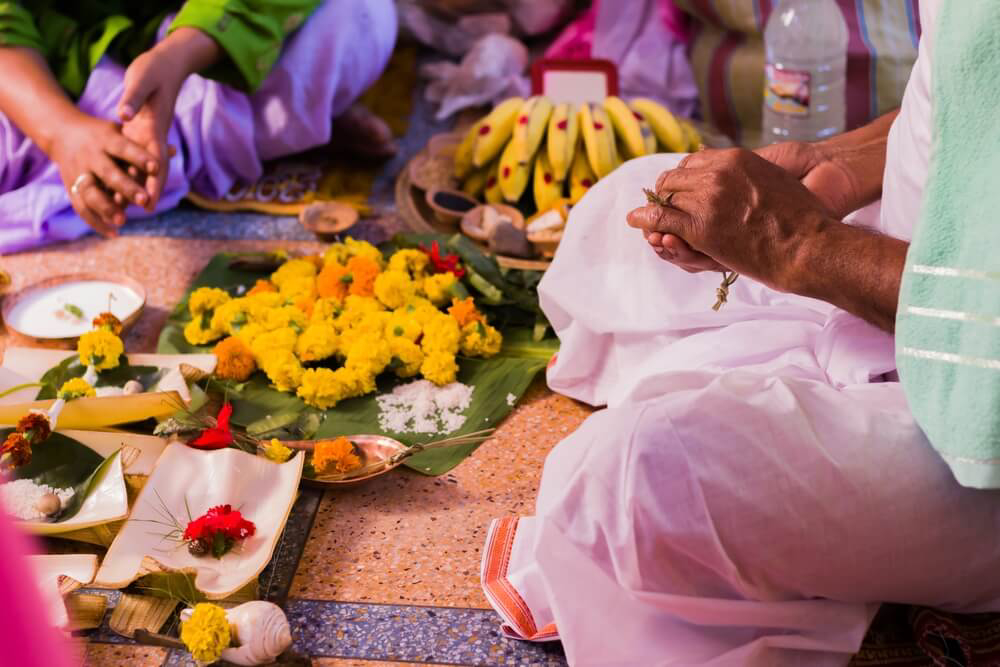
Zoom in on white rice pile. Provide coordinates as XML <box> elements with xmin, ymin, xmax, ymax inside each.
<box><xmin>0</xmin><ymin>479</ymin><xmax>73</xmax><ymax>521</ymax></box>
<box><xmin>506</xmin><ymin>392</ymin><xmax>517</xmax><ymax>406</ymax></box>
<box><xmin>376</xmin><ymin>380</ymin><xmax>474</xmax><ymax>435</ymax></box>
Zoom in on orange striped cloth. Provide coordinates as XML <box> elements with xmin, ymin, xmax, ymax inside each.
<box><xmin>675</xmin><ymin>0</ymin><xmax>921</xmax><ymax>146</ymax></box>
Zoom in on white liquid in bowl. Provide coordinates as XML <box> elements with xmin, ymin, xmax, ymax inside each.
<box><xmin>6</xmin><ymin>281</ymin><xmax>143</xmax><ymax>339</ymax></box>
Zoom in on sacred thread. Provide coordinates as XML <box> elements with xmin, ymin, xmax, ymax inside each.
<box><xmin>643</xmin><ymin>188</ymin><xmax>739</xmax><ymax>311</ymax></box>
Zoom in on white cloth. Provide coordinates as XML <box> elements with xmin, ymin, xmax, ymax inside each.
<box><xmin>481</xmin><ymin>1</ymin><xmax>1000</xmax><ymax>665</ymax></box>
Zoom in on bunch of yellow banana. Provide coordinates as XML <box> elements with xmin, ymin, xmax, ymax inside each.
<box><xmin>453</xmin><ymin>95</ymin><xmax>701</xmax><ymax>212</ymax></box>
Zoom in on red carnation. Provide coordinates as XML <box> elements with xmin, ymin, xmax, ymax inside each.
<box><xmin>420</xmin><ymin>241</ymin><xmax>466</xmax><ymax>278</ymax></box>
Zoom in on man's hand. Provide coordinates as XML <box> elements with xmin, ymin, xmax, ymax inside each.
<box><xmin>755</xmin><ymin>140</ymin><xmax>867</xmax><ymax>220</ymax></box>
<box><xmin>627</xmin><ymin>148</ymin><xmax>836</xmax><ymax>293</ymax></box>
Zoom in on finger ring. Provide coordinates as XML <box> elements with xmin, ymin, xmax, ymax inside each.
<box><xmin>70</xmin><ymin>173</ymin><xmax>93</xmax><ymax>197</ymax></box>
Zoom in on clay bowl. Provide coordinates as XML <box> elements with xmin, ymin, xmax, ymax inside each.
<box><xmin>527</xmin><ymin>229</ymin><xmax>563</xmax><ymax>258</ymax></box>
<box><xmin>298</xmin><ymin>201</ymin><xmax>359</xmax><ymax>241</ymax></box>
<box><xmin>288</xmin><ymin>434</ymin><xmax>411</xmax><ymax>489</ymax></box>
<box><xmin>1</xmin><ymin>273</ymin><xmax>146</xmax><ymax>349</ymax></box>
<box><xmin>424</xmin><ymin>188</ymin><xmax>480</xmax><ymax>227</ymax></box>
<box><xmin>460</xmin><ymin>204</ymin><xmax>526</xmax><ymax>243</ymax></box>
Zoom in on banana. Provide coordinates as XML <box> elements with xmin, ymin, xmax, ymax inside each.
<box><xmin>569</xmin><ymin>141</ymin><xmax>597</xmax><ymax>204</ymax></box>
<box><xmin>498</xmin><ymin>135</ymin><xmax>535</xmax><ymax>202</ymax></box>
<box><xmin>512</xmin><ymin>96</ymin><xmax>553</xmax><ymax>164</ymax></box>
<box><xmin>453</xmin><ymin>119</ymin><xmax>484</xmax><ymax>180</ymax></box>
<box><xmin>483</xmin><ymin>168</ymin><xmax>504</xmax><ymax>204</ymax></box>
<box><xmin>630</xmin><ymin>97</ymin><xmax>687</xmax><ymax>153</ymax></box>
<box><xmin>603</xmin><ymin>96</ymin><xmax>648</xmax><ymax>159</ymax></box>
<box><xmin>579</xmin><ymin>103</ymin><xmax>619</xmax><ymax>178</ymax></box>
<box><xmin>680</xmin><ymin>119</ymin><xmax>703</xmax><ymax>151</ymax></box>
<box><xmin>533</xmin><ymin>150</ymin><xmax>564</xmax><ymax>213</ymax></box>
<box><xmin>472</xmin><ymin>97</ymin><xmax>525</xmax><ymax>167</ymax></box>
<box><xmin>546</xmin><ymin>102</ymin><xmax>580</xmax><ymax>182</ymax></box>
<box><xmin>461</xmin><ymin>158</ymin><xmax>496</xmax><ymax>198</ymax></box>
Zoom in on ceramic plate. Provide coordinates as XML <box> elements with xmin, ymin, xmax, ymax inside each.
<box><xmin>27</xmin><ymin>554</ymin><xmax>99</xmax><ymax>629</ymax></box>
<box><xmin>95</xmin><ymin>444</ymin><xmax>304</xmax><ymax>599</ymax></box>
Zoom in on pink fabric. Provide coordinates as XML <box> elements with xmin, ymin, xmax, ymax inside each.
<box><xmin>0</xmin><ymin>512</ymin><xmax>74</xmax><ymax>667</ymax></box>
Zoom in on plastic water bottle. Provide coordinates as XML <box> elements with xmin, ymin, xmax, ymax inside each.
<box><xmin>761</xmin><ymin>0</ymin><xmax>849</xmax><ymax>144</ymax></box>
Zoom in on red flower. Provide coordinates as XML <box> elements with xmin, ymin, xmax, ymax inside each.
<box><xmin>183</xmin><ymin>505</ymin><xmax>256</xmax><ymax>545</ymax></box>
<box><xmin>420</xmin><ymin>241</ymin><xmax>466</xmax><ymax>278</ymax></box>
<box><xmin>190</xmin><ymin>403</ymin><xmax>234</xmax><ymax>449</ymax></box>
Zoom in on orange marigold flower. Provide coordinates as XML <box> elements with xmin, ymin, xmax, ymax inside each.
<box><xmin>1</xmin><ymin>432</ymin><xmax>31</xmax><ymax>467</ymax></box>
<box><xmin>17</xmin><ymin>411</ymin><xmax>51</xmax><ymax>444</ymax></box>
<box><xmin>247</xmin><ymin>279</ymin><xmax>277</xmax><ymax>296</ymax></box>
<box><xmin>92</xmin><ymin>312</ymin><xmax>123</xmax><ymax>335</ymax></box>
<box><xmin>346</xmin><ymin>256</ymin><xmax>380</xmax><ymax>298</ymax></box>
<box><xmin>294</xmin><ymin>296</ymin><xmax>315</xmax><ymax>317</ymax></box>
<box><xmin>213</xmin><ymin>337</ymin><xmax>257</xmax><ymax>382</ymax></box>
<box><xmin>312</xmin><ymin>436</ymin><xmax>362</xmax><ymax>474</ymax></box>
<box><xmin>448</xmin><ymin>297</ymin><xmax>485</xmax><ymax>328</ymax></box>
<box><xmin>316</xmin><ymin>262</ymin><xmax>350</xmax><ymax>301</ymax></box>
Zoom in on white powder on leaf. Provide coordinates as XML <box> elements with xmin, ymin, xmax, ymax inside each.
<box><xmin>0</xmin><ymin>479</ymin><xmax>73</xmax><ymax>521</ymax></box>
<box><xmin>376</xmin><ymin>380</ymin><xmax>474</xmax><ymax>435</ymax></box>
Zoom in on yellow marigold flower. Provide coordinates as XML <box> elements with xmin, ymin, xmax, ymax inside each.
<box><xmin>323</xmin><ymin>242</ymin><xmax>349</xmax><ymax>266</ymax></box>
<box><xmin>345</xmin><ymin>338</ymin><xmax>392</xmax><ymax>377</ymax></box>
<box><xmin>296</xmin><ymin>323</ymin><xmax>339</xmax><ymax>362</ymax></box>
<box><xmin>346</xmin><ymin>256</ymin><xmax>380</xmax><ymax>298</ymax></box>
<box><xmin>259</xmin><ymin>349</ymin><xmax>303</xmax><ymax>392</ymax></box>
<box><xmin>386</xmin><ymin>310</ymin><xmax>422</xmax><ymax>342</ymax></box>
<box><xmin>184</xmin><ymin>319</ymin><xmax>226</xmax><ymax>346</ymax></box>
<box><xmin>373</xmin><ymin>270</ymin><xmax>415</xmax><ymax>310</ymax></box>
<box><xmin>401</xmin><ymin>297</ymin><xmax>440</xmax><ymax>326</ymax></box>
<box><xmin>421</xmin><ymin>313</ymin><xmax>461</xmax><ymax>355</ymax></box>
<box><xmin>316</xmin><ymin>261</ymin><xmax>350</xmax><ymax>301</ymax></box>
<box><xmin>389</xmin><ymin>337</ymin><xmax>424</xmax><ymax>378</ymax></box>
<box><xmin>310</xmin><ymin>298</ymin><xmax>341</xmax><ymax>325</ymax></box>
<box><xmin>297</xmin><ymin>367</ymin><xmax>355</xmax><ymax>409</ymax></box>
<box><xmin>422</xmin><ymin>272</ymin><xmax>458</xmax><ymax>306</ymax></box>
<box><xmin>233</xmin><ymin>322</ymin><xmax>265</xmax><ymax>347</ymax></box>
<box><xmin>210</xmin><ymin>297</ymin><xmax>252</xmax><ymax>335</ymax></box>
<box><xmin>247</xmin><ymin>279</ymin><xmax>276</xmax><ymax>295</ymax></box>
<box><xmin>448</xmin><ymin>297</ymin><xmax>485</xmax><ymax>328</ymax></box>
<box><xmin>344</xmin><ymin>238</ymin><xmax>384</xmax><ymax>267</ymax></box>
<box><xmin>188</xmin><ymin>287</ymin><xmax>230</xmax><ymax>316</ymax></box>
<box><xmin>264</xmin><ymin>438</ymin><xmax>293</xmax><ymax>463</ymax></box>
<box><xmin>78</xmin><ymin>329</ymin><xmax>124</xmax><ymax>370</ymax></box>
<box><xmin>270</xmin><ymin>258</ymin><xmax>317</xmax><ymax>288</ymax></box>
<box><xmin>312</xmin><ymin>436</ymin><xmax>362</xmax><ymax>474</ymax></box>
<box><xmin>213</xmin><ymin>337</ymin><xmax>257</xmax><ymax>382</ymax></box>
<box><xmin>460</xmin><ymin>321</ymin><xmax>503</xmax><ymax>358</ymax></box>
<box><xmin>180</xmin><ymin>603</ymin><xmax>231</xmax><ymax>665</ymax></box>
<box><xmin>421</xmin><ymin>351</ymin><xmax>459</xmax><ymax>386</ymax></box>
<box><xmin>388</xmin><ymin>248</ymin><xmax>430</xmax><ymax>278</ymax></box>
<box><xmin>260</xmin><ymin>305</ymin><xmax>307</xmax><ymax>333</ymax></box>
<box><xmin>302</xmin><ymin>253</ymin><xmax>324</xmax><ymax>270</ymax></box>
<box><xmin>91</xmin><ymin>312</ymin><xmax>123</xmax><ymax>335</ymax></box>
<box><xmin>244</xmin><ymin>291</ymin><xmax>283</xmax><ymax>319</ymax></box>
<box><xmin>58</xmin><ymin>377</ymin><xmax>95</xmax><ymax>400</ymax></box>
<box><xmin>279</xmin><ymin>275</ymin><xmax>317</xmax><ymax>303</ymax></box>
<box><xmin>250</xmin><ymin>327</ymin><xmax>299</xmax><ymax>361</ymax></box>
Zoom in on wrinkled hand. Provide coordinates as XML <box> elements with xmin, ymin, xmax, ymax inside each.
<box><xmin>627</xmin><ymin>148</ymin><xmax>837</xmax><ymax>293</ymax></box>
<box><xmin>118</xmin><ymin>49</ymin><xmax>185</xmax><ymax>209</ymax></box>
<box><xmin>50</xmin><ymin>114</ymin><xmax>158</xmax><ymax>237</ymax></box>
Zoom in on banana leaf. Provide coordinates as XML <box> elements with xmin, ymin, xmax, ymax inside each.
<box><xmin>2</xmin><ymin>429</ymin><xmax>119</xmax><ymax>523</ymax></box>
<box><xmin>156</xmin><ymin>251</ymin><xmax>558</xmax><ymax>475</ymax></box>
<box><xmin>36</xmin><ymin>355</ymin><xmax>162</xmax><ymax>400</ymax></box>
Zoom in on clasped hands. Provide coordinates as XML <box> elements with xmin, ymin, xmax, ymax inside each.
<box><xmin>626</xmin><ymin>142</ymin><xmax>862</xmax><ymax>295</ymax></box>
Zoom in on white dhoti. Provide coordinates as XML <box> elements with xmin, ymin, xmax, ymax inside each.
<box><xmin>480</xmin><ymin>3</ymin><xmax>1000</xmax><ymax>663</ymax></box>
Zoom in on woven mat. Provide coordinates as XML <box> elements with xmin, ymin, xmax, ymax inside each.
<box><xmin>187</xmin><ymin>45</ymin><xmax>418</xmax><ymax>217</ymax></box>
<box><xmin>851</xmin><ymin>605</ymin><xmax>1000</xmax><ymax>666</ymax></box>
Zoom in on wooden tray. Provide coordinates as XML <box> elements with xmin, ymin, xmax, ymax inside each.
<box><xmin>394</xmin><ymin>132</ymin><xmax>552</xmax><ymax>271</ymax></box>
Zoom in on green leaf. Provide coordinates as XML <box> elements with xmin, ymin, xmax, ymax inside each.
<box><xmin>36</xmin><ymin>356</ymin><xmax>162</xmax><ymax>400</ymax></box>
<box><xmin>2</xmin><ymin>430</ymin><xmax>116</xmax><ymax>523</ymax></box>
<box><xmin>245</xmin><ymin>411</ymin><xmax>300</xmax><ymax>436</ymax></box>
<box><xmin>64</xmin><ymin>304</ymin><xmax>85</xmax><ymax>319</ymax></box>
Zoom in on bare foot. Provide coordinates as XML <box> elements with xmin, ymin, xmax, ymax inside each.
<box><xmin>330</xmin><ymin>103</ymin><xmax>398</xmax><ymax>160</ymax></box>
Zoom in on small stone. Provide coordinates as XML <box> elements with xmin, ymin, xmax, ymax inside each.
<box><xmin>122</xmin><ymin>380</ymin><xmax>144</xmax><ymax>395</ymax></box>
<box><xmin>35</xmin><ymin>493</ymin><xmax>62</xmax><ymax>517</ymax></box>
<box><xmin>187</xmin><ymin>539</ymin><xmax>210</xmax><ymax>557</ymax></box>
<box><xmin>488</xmin><ymin>221</ymin><xmax>534</xmax><ymax>258</ymax></box>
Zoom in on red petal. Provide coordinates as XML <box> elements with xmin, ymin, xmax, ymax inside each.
<box><xmin>216</xmin><ymin>403</ymin><xmax>233</xmax><ymax>430</ymax></box>
<box><xmin>190</xmin><ymin>428</ymin><xmax>233</xmax><ymax>449</ymax></box>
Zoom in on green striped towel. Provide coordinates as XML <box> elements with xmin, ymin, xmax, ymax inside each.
<box><xmin>896</xmin><ymin>1</ymin><xmax>1000</xmax><ymax>488</ymax></box>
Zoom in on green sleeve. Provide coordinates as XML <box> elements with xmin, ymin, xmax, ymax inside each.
<box><xmin>0</xmin><ymin>2</ymin><xmax>46</xmax><ymax>54</ymax></box>
<box><xmin>168</xmin><ymin>0</ymin><xmax>323</xmax><ymax>92</ymax></box>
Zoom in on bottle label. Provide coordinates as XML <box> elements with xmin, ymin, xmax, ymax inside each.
<box><xmin>764</xmin><ymin>65</ymin><xmax>811</xmax><ymax>117</ymax></box>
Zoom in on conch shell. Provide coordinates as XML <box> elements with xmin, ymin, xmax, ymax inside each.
<box><xmin>181</xmin><ymin>601</ymin><xmax>292</xmax><ymax>666</ymax></box>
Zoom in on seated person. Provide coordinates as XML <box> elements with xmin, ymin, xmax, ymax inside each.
<box><xmin>480</xmin><ymin>0</ymin><xmax>1000</xmax><ymax>664</ymax></box>
<box><xmin>0</xmin><ymin>0</ymin><xmax>398</xmax><ymax>253</ymax></box>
